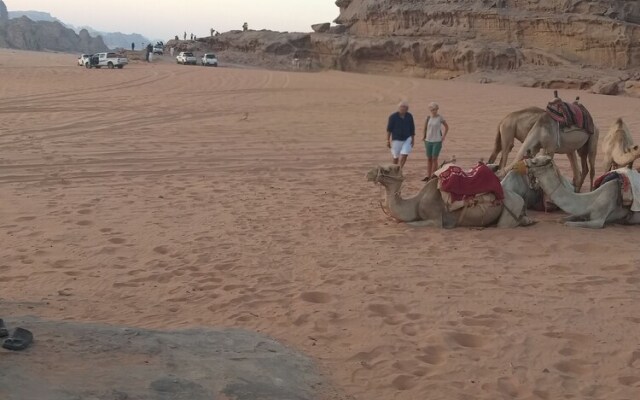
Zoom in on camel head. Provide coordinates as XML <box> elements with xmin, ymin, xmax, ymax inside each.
<box><xmin>524</xmin><ymin>155</ymin><xmax>553</xmax><ymax>170</ymax></box>
<box><xmin>366</xmin><ymin>164</ymin><xmax>404</xmax><ymax>186</ymax></box>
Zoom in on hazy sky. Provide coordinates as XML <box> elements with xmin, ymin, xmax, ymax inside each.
<box><xmin>6</xmin><ymin>1</ymin><xmax>339</xmax><ymax>40</ymax></box>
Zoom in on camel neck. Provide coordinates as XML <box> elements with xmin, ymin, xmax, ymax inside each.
<box><xmin>384</xmin><ymin>181</ymin><xmax>419</xmax><ymax>222</ymax></box>
<box><xmin>536</xmin><ymin>167</ymin><xmax>592</xmax><ymax>214</ymax></box>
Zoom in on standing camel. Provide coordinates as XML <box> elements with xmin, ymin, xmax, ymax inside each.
<box><xmin>489</xmin><ymin>106</ymin><xmax>598</xmax><ymax>192</ymax></box>
<box><xmin>488</xmin><ymin>106</ymin><xmax>546</xmax><ymax>170</ymax></box>
<box><xmin>505</xmin><ymin>112</ymin><xmax>598</xmax><ymax>192</ymax></box>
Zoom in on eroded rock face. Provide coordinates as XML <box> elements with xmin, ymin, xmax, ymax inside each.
<box><xmin>0</xmin><ymin>1</ymin><xmax>8</xmax><ymax>22</ymax></box>
<box><xmin>334</xmin><ymin>0</ymin><xmax>640</xmax><ymax>70</ymax></box>
<box><xmin>312</xmin><ymin>22</ymin><xmax>331</xmax><ymax>33</ymax></box>
<box><xmin>0</xmin><ymin>16</ymin><xmax>108</xmax><ymax>53</ymax></box>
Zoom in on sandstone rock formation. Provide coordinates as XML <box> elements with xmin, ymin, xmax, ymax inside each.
<box><xmin>311</xmin><ymin>22</ymin><xmax>330</xmax><ymax>33</ymax></box>
<box><xmin>169</xmin><ymin>1</ymin><xmax>640</xmax><ymax>96</ymax></box>
<box><xmin>0</xmin><ymin>0</ymin><xmax>8</xmax><ymax>22</ymax></box>
<box><xmin>0</xmin><ymin>16</ymin><xmax>108</xmax><ymax>53</ymax></box>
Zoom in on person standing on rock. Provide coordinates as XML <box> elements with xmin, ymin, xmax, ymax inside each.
<box><xmin>422</xmin><ymin>102</ymin><xmax>449</xmax><ymax>181</ymax></box>
<box><xmin>131</xmin><ymin>42</ymin><xmax>135</xmax><ymax>51</ymax></box>
<box><xmin>386</xmin><ymin>101</ymin><xmax>415</xmax><ymax>169</ymax></box>
<box><xmin>184</xmin><ymin>32</ymin><xmax>187</xmax><ymax>40</ymax></box>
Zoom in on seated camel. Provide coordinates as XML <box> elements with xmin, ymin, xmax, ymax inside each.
<box><xmin>366</xmin><ymin>164</ymin><xmax>534</xmax><ymax>228</ymax></box>
<box><xmin>524</xmin><ymin>155</ymin><xmax>640</xmax><ymax>228</ymax></box>
<box><xmin>498</xmin><ymin>165</ymin><xmax>567</xmax><ymax>212</ymax></box>
<box><xmin>602</xmin><ymin>117</ymin><xmax>640</xmax><ymax>171</ymax></box>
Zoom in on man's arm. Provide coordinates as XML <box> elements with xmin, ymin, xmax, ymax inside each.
<box><xmin>410</xmin><ymin>115</ymin><xmax>416</xmax><ymax>146</ymax></box>
<box><xmin>386</xmin><ymin>115</ymin><xmax>394</xmax><ymax>147</ymax></box>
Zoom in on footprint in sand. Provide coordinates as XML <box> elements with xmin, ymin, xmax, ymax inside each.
<box><xmin>76</xmin><ymin>220</ymin><xmax>93</xmax><ymax>226</ymax></box>
<box><xmin>554</xmin><ymin>359</ymin><xmax>588</xmax><ymax>375</ymax></box>
<box><xmin>391</xmin><ymin>375</ymin><xmax>418</xmax><ymax>390</ymax></box>
<box><xmin>77</xmin><ymin>209</ymin><xmax>92</xmax><ymax>215</ymax></box>
<box><xmin>618</xmin><ymin>376</ymin><xmax>640</xmax><ymax>386</ymax></box>
<box><xmin>300</xmin><ymin>291</ymin><xmax>332</xmax><ymax>304</ymax></box>
<box><xmin>367</xmin><ymin>303</ymin><xmax>395</xmax><ymax>317</ymax></box>
<box><xmin>416</xmin><ymin>346</ymin><xmax>447</xmax><ymax>365</ymax></box>
<box><xmin>446</xmin><ymin>332</ymin><xmax>486</xmax><ymax>348</ymax></box>
<box><xmin>153</xmin><ymin>245</ymin><xmax>169</xmax><ymax>255</ymax></box>
<box><xmin>109</xmin><ymin>238</ymin><xmax>126</xmax><ymax>244</ymax></box>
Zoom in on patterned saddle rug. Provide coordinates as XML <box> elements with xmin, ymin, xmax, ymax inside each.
<box><xmin>594</xmin><ymin>169</ymin><xmax>640</xmax><ymax>210</ymax></box>
<box><xmin>546</xmin><ymin>101</ymin><xmax>595</xmax><ymax>135</ymax></box>
<box><xmin>436</xmin><ymin>163</ymin><xmax>504</xmax><ymax>211</ymax></box>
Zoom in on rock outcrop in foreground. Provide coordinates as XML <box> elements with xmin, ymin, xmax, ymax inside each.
<box><xmin>0</xmin><ymin>316</ymin><xmax>331</xmax><ymax>400</ymax></box>
<box><xmin>168</xmin><ymin>1</ymin><xmax>640</xmax><ymax>96</ymax></box>
<box><xmin>0</xmin><ymin>1</ymin><xmax>107</xmax><ymax>53</ymax></box>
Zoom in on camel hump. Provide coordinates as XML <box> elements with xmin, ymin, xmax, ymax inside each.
<box><xmin>616</xmin><ymin>117</ymin><xmax>624</xmax><ymax>126</ymax></box>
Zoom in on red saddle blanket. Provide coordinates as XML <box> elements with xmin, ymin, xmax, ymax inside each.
<box><xmin>438</xmin><ymin>163</ymin><xmax>504</xmax><ymax>202</ymax></box>
<box><xmin>546</xmin><ymin>101</ymin><xmax>594</xmax><ymax>135</ymax></box>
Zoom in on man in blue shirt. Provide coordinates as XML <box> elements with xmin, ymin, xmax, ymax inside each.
<box><xmin>387</xmin><ymin>101</ymin><xmax>415</xmax><ymax>169</ymax></box>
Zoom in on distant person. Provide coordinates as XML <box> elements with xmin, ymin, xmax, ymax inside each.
<box><xmin>175</xmin><ymin>35</ymin><xmax>179</xmax><ymax>41</ymax></box>
<box><xmin>131</xmin><ymin>42</ymin><xmax>135</xmax><ymax>51</ymax></box>
<box><xmin>386</xmin><ymin>101</ymin><xmax>415</xmax><ymax>169</ymax></box>
<box><xmin>243</xmin><ymin>22</ymin><xmax>248</xmax><ymax>31</ymax></box>
<box><xmin>210</xmin><ymin>28</ymin><xmax>214</xmax><ymax>37</ymax></box>
<box><xmin>194</xmin><ymin>35</ymin><xmax>197</xmax><ymax>41</ymax></box>
<box><xmin>145</xmin><ymin>43</ymin><xmax>153</xmax><ymax>62</ymax></box>
<box><xmin>170</xmin><ymin>47</ymin><xmax>174</xmax><ymax>57</ymax></box>
<box><xmin>422</xmin><ymin>102</ymin><xmax>449</xmax><ymax>181</ymax></box>
<box><xmin>183</xmin><ymin>32</ymin><xmax>187</xmax><ymax>40</ymax></box>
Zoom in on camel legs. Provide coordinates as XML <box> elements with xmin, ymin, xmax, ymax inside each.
<box><xmin>565</xmin><ymin>219</ymin><xmax>607</xmax><ymax>229</ymax></box>
<box><xmin>496</xmin><ymin>191</ymin><xmax>531</xmax><ymax>228</ymax></box>
<box><xmin>566</xmin><ymin>152</ymin><xmax>584</xmax><ymax>192</ymax></box>
<box><xmin>623</xmin><ymin>212</ymin><xmax>640</xmax><ymax>224</ymax></box>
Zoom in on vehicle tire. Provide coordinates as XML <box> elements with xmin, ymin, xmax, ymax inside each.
<box><xmin>117</xmin><ymin>65</ymin><xmax>124</xmax><ymax>69</ymax></box>
<box><xmin>85</xmin><ymin>63</ymin><xmax>91</xmax><ymax>69</ymax></box>
<box><xmin>108</xmin><ymin>62</ymin><xmax>114</xmax><ymax>69</ymax></box>
<box><xmin>96</xmin><ymin>66</ymin><xmax>101</xmax><ymax>69</ymax></box>
<box><xmin>214</xmin><ymin>64</ymin><xmax>218</xmax><ymax>67</ymax></box>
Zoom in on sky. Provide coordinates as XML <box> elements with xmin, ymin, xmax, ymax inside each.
<box><xmin>5</xmin><ymin>1</ymin><xmax>339</xmax><ymax>40</ymax></box>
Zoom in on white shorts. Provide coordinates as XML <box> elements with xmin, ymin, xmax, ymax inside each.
<box><xmin>391</xmin><ymin>138</ymin><xmax>413</xmax><ymax>158</ymax></box>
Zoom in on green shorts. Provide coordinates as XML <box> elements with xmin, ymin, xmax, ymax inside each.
<box><xmin>424</xmin><ymin>141</ymin><xmax>443</xmax><ymax>158</ymax></box>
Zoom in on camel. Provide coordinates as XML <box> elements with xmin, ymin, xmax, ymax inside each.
<box><xmin>366</xmin><ymin>164</ymin><xmax>533</xmax><ymax>228</ymax></box>
<box><xmin>503</xmin><ymin>112</ymin><xmax>598</xmax><ymax>192</ymax></box>
<box><xmin>602</xmin><ymin>117</ymin><xmax>640</xmax><ymax>171</ymax></box>
<box><xmin>489</xmin><ymin>107</ymin><xmax>598</xmax><ymax>192</ymax></box>
<box><xmin>488</xmin><ymin>107</ymin><xmax>546</xmax><ymax>170</ymax></box>
<box><xmin>524</xmin><ymin>155</ymin><xmax>640</xmax><ymax>228</ymax></box>
<box><xmin>495</xmin><ymin>165</ymin><xmax>570</xmax><ymax>211</ymax></box>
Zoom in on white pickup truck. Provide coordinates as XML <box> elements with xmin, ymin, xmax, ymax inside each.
<box><xmin>176</xmin><ymin>52</ymin><xmax>197</xmax><ymax>65</ymax></box>
<box><xmin>86</xmin><ymin>52</ymin><xmax>129</xmax><ymax>69</ymax></box>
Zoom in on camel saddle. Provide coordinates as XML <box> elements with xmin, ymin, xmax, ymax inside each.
<box><xmin>546</xmin><ymin>100</ymin><xmax>595</xmax><ymax>135</ymax></box>
<box><xmin>436</xmin><ymin>163</ymin><xmax>505</xmax><ymax>211</ymax></box>
<box><xmin>594</xmin><ymin>168</ymin><xmax>640</xmax><ymax>211</ymax></box>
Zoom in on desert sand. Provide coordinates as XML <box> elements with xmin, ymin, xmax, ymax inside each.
<box><xmin>1</xmin><ymin>49</ymin><xmax>640</xmax><ymax>399</ymax></box>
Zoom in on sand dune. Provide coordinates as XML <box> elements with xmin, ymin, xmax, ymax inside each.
<box><xmin>1</xmin><ymin>49</ymin><xmax>640</xmax><ymax>399</ymax></box>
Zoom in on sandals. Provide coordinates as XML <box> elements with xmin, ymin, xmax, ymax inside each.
<box><xmin>0</xmin><ymin>320</ymin><xmax>33</xmax><ymax>351</ymax></box>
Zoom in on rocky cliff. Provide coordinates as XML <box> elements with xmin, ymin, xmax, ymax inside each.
<box><xmin>332</xmin><ymin>0</ymin><xmax>640</xmax><ymax>71</ymax></box>
<box><xmin>0</xmin><ymin>1</ymin><xmax>108</xmax><ymax>53</ymax></box>
<box><xmin>163</xmin><ymin>1</ymin><xmax>640</xmax><ymax>95</ymax></box>
<box><xmin>0</xmin><ymin>1</ymin><xmax>8</xmax><ymax>22</ymax></box>
<box><xmin>0</xmin><ymin>16</ymin><xmax>108</xmax><ymax>53</ymax></box>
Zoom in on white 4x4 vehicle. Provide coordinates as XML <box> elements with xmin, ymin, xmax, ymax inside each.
<box><xmin>86</xmin><ymin>52</ymin><xmax>128</xmax><ymax>69</ymax></box>
<box><xmin>176</xmin><ymin>52</ymin><xmax>197</xmax><ymax>65</ymax></box>
<box><xmin>201</xmin><ymin>53</ymin><xmax>218</xmax><ymax>67</ymax></box>
<box><xmin>77</xmin><ymin>54</ymin><xmax>91</xmax><ymax>66</ymax></box>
